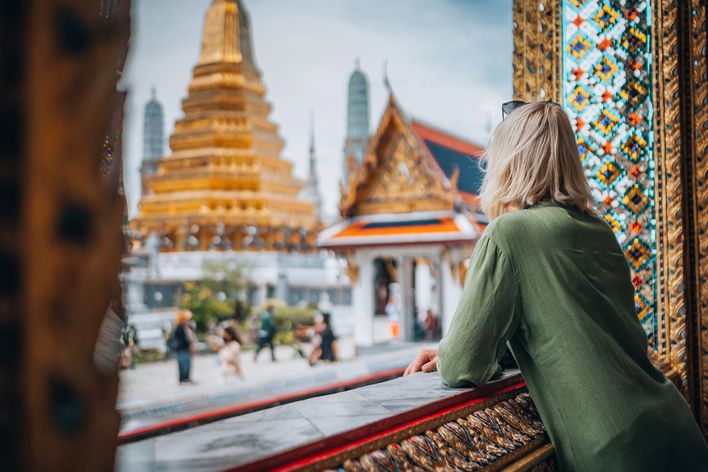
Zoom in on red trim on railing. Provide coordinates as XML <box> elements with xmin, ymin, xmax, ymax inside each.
<box><xmin>228</xmin><ymin>375</ymin><xmax>526</xmax><ymax>472</ymax></box>
<box><xmin>118</xmin><ymin>367</ymin><xmax>406</xmax><ymax>444</ymax></box>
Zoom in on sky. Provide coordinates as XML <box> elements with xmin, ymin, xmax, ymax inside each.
<box><xmin>121</xmin><ymin>0</ymin><xmax>513</xmax><ymax>219</ymax></box>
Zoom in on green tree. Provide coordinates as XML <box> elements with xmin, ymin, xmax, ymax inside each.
<box><xmin>179</xmin><ymin>260</ymin><xmax>252</xmax><ymax>332</ymax></box>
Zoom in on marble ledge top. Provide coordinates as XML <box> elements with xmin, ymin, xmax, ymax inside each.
<box><xmin>116</xmin><ymin>369</ymin><xmax>523</xmax><ymax>472</ymax></box>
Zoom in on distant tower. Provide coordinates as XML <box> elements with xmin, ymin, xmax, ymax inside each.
<box><xmin>300</xmin><ymin>112</ymin><xmax>323</xmax><ymax>219</ymax></box>
<box><xmin>344</xmin><ymin>59</ymin><xmax>370</xmax><ymax>169</ymax></box>
<box><xmin>140</xmin><ymin>87</ymin><xmax>164</xmax><ymax>197</ymax></box>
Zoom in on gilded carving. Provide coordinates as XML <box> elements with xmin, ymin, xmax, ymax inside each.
<box><xmin>340</xmin><ymin>97</ymin><xmax>456</xmax><ymax>217</ymax></box>
<box><xmin>689</xmin><ymin>0</ymin><xmax>708</xmax><ymax>431</ymax></box>
<box><xmin>344</xmin><ymin>252</ymin><xmax>359</xmax><ymax>284</ymax></box>
<box><xmin>337</xmin><ymin>393</ymin><xmax>552</xmax><ymax>472</ymax></box>
<box><xmin>652</xmin><ymin>0</ymin><xmax>688</xmax><ymax>388</ymax></box>
<box><xmin>513</xmin><ymin>0</ymin><xmax>691</xmax><ymax>389</ymax></box>
<box><xmin>511</xmin><ymin>0</ymin><xmax>561</xmax><ymax>102</ymax></box>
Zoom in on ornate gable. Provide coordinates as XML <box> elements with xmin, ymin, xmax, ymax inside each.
<box><xmin>340</xmin><ymin>96</ymin><xmax>456</xmax><ymax>217</ymax></box>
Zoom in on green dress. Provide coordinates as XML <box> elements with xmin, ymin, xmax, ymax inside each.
<box><xmin>438</xmin><ymin>202</ymin><xmax>708</xmax><ymax>471</ymax></box>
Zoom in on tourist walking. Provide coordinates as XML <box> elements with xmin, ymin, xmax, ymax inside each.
<box><xmin>219</xmin><ymin>325</ymin><xmax>244</xmax><ymax>381</ymax></box>
<box><xmin>171</xmin><ymin>310</ymin><xmax>197</xmax><ymax>384</ymax></box>
<box><xmin>254</xmin><ymin>305</ymin><xmax>276</xmax><ymax>362</ymax></box>
<box><xmin>405</xmin><ymin>101</ymin><xmax>708</xmax><ymax>471</ymax></box>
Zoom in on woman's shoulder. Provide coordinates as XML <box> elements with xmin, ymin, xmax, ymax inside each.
<box><xmin>484</xmin><ymin>203</ymin><xmax>614</xmax><ymax>253</ymax></box>
<box><xmin>483</xmin><ymin>209</ymin><xmax>538</xmax><ymax>248</ymax></box>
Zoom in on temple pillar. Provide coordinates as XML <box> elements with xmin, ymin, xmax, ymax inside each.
<box><xmin>439</xmin><ymin>249</ymin><xmax>462</xmax><ymax>336</ymax></box>
<box><xmin>276</xmin><ymin>268</ymin><xmax>287</xmax><ymax>302</ymax></box>
<box><xmin>399</xmin><ymin>256</ymin><xmax>415</xmax><ymax>342</ymax></box>
<box><xmin>415</xmin><ymin>259</ymin><xmax>432</xmax><ymax>320</ymax></box>
<box><xmin>254</xmin><ymin>284</ymin><xmax>267</xmax><ymax>307</ymax></box>
<box><xmin>353</xmin><ymin>252</ymin><xmax>374</xmax><ymax>346</ymax></box>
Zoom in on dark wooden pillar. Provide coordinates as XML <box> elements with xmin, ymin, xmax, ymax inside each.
<box><xmin>0</xmin><ymin>0</ymin><xmax>131</xmax><ymax>469</ymax></box>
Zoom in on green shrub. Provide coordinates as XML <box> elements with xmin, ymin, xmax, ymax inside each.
<box><xmin>180</xmin><ymin>283</ymin><xmax>235</xmax><ymax>332</ymax></box>
<box><xmin>253</xmin><ymin>299</ymin><xmax>316</xmax><ymax>344</ymax></box>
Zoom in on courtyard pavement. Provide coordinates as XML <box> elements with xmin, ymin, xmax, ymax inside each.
<box><xmin>118</xmin><ymin>340</ymin><xmax>429</xmax><ymax>434</ymax></box>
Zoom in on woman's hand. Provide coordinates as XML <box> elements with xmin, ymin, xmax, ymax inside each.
<box><xmin>403</xmin><ymin>348</ymin><xmax>438</xmax><ymax>376</ymax></box>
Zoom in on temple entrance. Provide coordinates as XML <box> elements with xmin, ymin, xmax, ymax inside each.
<box><xmin>368</xmin><ymin>253</ymin><xmax>446</xmax><ymax>344</ymax></box>
<box><xmin>373</xmin><ymin>257</ymin><xmax>396</xmax><ymax>316</ymax></box>
<box><xmin>319</xmin><ymin>241</ymin><xmax>472</xmax><ymax>347</ymax></box>
<box><xmin>372</xmin><ymin>257</ymin><xmax>397</xmax><ymax>342</ymax></box>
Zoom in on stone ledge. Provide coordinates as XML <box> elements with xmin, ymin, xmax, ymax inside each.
<box><xmin>117</xmin><ymin>369</ymin><xmax>553</xmax><ymax>471</ymax></box>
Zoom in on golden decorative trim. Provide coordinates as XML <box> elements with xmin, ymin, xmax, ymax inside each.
<box><xmin>339</xmin><ymin>96</ymin><xmax>455</xmax><ymax>217</ymax></box>
<box><xmin>311</xmin><ymin>390</ymin><xmax>523</xmax><ymax>471</ymax></box>
<box><xmin>326</xmin><ymin>391</ymin><xmax>551</xmax><ymax>472</ymax></box>
<box><xmin>510</xmin><ymin>0</ymin><xmax>692</xmax><ymax>391</ymax></box>
<box><xmin>511</xmin><ymin>0</ymin><xmax>561</xmax><ymax>103</ymax></box>
<box><xmin>512</xmin><ymin>0</ymin><xmax>524</xmax><ymax>101</ymax></box>
<box><xmin>652</xmin><ymin>0</ymin><xmax>688</xmax><ymax>389</ymax></box>
<box><xmin>344</xmin><ymin>251</ymin><xmax>359</xmax><ymax>284</ymax></box>
<box><xmin>501</xmin><ymin>443</ymin><xmax>554</xmax><ymax>472</ymax></box>
<box><xmin>689</xmin><ymin>0</ymin><xmax>708</xmax><ymax>431</ymax></box>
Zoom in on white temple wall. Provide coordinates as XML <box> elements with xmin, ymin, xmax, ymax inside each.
<box><xmin>352</xmin><ymin>251</ymin><xmax>375</xmax><ymax>346</ymax></box>
<box><xmin>439</xmin><ymin>248</ymin><xmax>464</xmax><ymax>336</ymax></box>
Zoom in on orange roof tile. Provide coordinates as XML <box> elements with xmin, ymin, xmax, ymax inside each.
<box><xmin>333</xmin><ymin>217</ymin><xmax>459</xmax><ymax>239</ymax></box>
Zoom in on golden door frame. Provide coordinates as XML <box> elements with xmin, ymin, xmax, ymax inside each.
<box><xmin>512</xmin><ymin>0</ymin><xmax>708</xmax><ymax>433</ymax></box>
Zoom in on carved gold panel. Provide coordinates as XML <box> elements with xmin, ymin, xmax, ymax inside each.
<box><xmin>514</xmin><ymin>0</ymin><xmax>708</xmax><ymax>431</ymax></box>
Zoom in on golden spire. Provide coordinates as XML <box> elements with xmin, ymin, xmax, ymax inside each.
<box><xmin>198</xmin><ymin>0</ymin><xmax>255</xmax><ymax>66</ymax></box>
<box><xmin>133</xmin><ymin>0</ymin><xmax>318</xmax><ymax>252</ymax></box>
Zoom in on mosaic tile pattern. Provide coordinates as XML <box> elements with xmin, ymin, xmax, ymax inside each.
<box><xmin>562</xmin><ymin>0</ymin><xmax>657</xmax><ymax>345</ymax></box>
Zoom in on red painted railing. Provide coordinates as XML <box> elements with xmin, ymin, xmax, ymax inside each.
<box><xmin>230</xmin><ymin>376</ymin><xmax>527</xmax><ymax>472</ymax></box>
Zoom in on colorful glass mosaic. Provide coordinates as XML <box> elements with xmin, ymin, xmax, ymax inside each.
<box><xmin>562</xmin><ymin>1</ymin><xmax>657</xmax><ymax>344</ymax></box>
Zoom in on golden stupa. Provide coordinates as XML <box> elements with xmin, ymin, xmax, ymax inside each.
<box><xmin>133</xmin><ymin>0</ymin><xmax>318</xmax><ymax>252</ymax></box>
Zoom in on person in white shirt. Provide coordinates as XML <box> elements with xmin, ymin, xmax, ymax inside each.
<box><xmin>219</xmin><ymin>325</ymin><xmax>244</xmax><ymax>381</ymax></box>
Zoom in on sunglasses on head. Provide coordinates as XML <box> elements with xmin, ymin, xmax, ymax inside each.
<box><xmin>502</xmin><ymin>100</ymin><xmax>528</xmax><ymax>120</ymax></box>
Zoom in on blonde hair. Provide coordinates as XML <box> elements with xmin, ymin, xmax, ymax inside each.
<box><xmin>479</xmin><ymin>101</ymin><xmax>596</xmax><ymax>219</ymax></box>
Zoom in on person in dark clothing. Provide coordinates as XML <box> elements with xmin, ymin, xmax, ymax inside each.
<box><xmin>254</xmin><ymin>305</ymin><xmax>276</xmax><ymax>362</ymax></box>
<box><xmin>308</xmin><ymin>312</ymin><xmax>337</xmax><ymax>365</ymax></box>
<box><xmin>171</xmin><ymin>310</ymin><xmax>196</xmax><ymax>383</ymax></box>
<box><xmin>319</xmin><ymin>313</ymin><xmax>337</xmax><ymax>362</ymax></box>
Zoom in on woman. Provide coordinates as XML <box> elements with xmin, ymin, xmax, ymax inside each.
<box><xmin>219</xmin><ymin>325</ymin><xmax>244</xmax><ymax>381</ymax></box>
<box><xmin>405</xmin><ymin>101</ymin><xmax>708</xmax><ymax>471</ymax></box>
<box><xmin>172</xmin><ymin>310</ymin><xmax>197</xmax><ymax>384</ymax></box>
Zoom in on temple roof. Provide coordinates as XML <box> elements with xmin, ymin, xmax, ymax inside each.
<box><xmin>339</xmin><ymin>94</ymin><xmax>485</xmax><ymax>217</ymax></box>
<box><xmin>318</xmin><ymin>211</ymin><xmax>479</xmax><ymax>249</ymax></box>
<box><xmin>410</xmin><ymin>120</ymin><xmax>484</xmax><ymax>203</ymax></box>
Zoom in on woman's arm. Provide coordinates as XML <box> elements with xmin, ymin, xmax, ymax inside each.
<box><xmin>437</xmin><ymin>235</ymin><xmax>520</xmax><ymax>387</ymax></box>
<box><xmin>403</xmin><ymin>235</ymin><xmax>520</xmax><ymax>384</ymax></box>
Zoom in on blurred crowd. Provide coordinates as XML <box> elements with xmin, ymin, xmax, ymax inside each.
<box><xmin>121</xmin><ymin>303</ymin><xmax>339</xmax><ymax>385</ymax></box>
